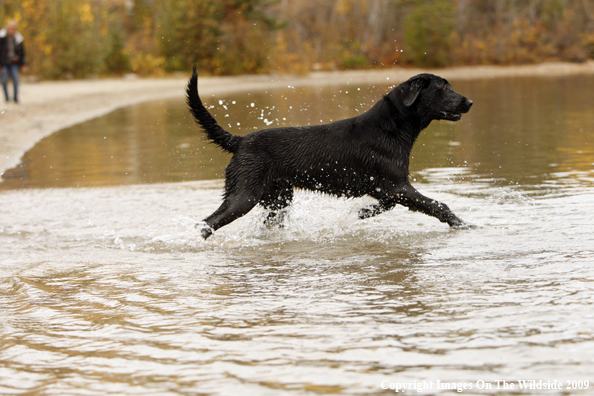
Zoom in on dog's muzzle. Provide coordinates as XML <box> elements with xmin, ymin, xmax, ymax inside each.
<box><xmin>441</xmin><ymin>99</ymin><xmax>473</xmax><ymax>121</ymax></box>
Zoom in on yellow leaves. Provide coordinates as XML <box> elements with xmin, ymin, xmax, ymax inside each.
<box><xmin>79</xmin><ymin>3</ymin><xmax>94</xmax><ymax>26</ymax></box>
<box><xmin>334</xmin><ymin>0</ymin><xmax>352</xmax><ymax>15</ymax></box>
<box><xmin>130</xmin><ymin>53</ymin><xmax>166</xmax><ymax>76</ymax></box>
<box><xmin>11</xmin><ymin>12</ymin><xmax>22</xmax><ymax>25</ymax></box>
<box><xmin>582</xmin><ymin>33</ymin><xmax>594</xmax><ymax>47</ymax></box>
<box><xmin>22</xmin><ymin>0</ymin><xmax>35</xmax><ymax>12</ymax></box>
<box><xmin>34</xmin><ymin>31</ymin><xmax>48</xmax><ymax>54</ymax></box>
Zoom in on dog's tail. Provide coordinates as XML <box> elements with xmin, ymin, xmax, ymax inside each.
<box><xmin>186</xmin><ymin>68</ymin><xmax>242</xmax><ymax>154</ymax></box>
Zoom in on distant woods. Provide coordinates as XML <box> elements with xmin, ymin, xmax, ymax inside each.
<box><xmin>1</xmin><ymin>0</ymin><xmax>593</xmax><ymax>79</ymax></box>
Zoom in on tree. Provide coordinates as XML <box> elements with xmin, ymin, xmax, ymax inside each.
<box><xmin>403</xmin><ymin>0</ymin><xmax>455</xmax><ymax>67</ymax></box>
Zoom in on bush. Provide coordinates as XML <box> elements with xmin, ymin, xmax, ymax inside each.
<box><xmin>402</xmin><ymin>0</ymin><xmax>455</xmax><ymax>67</ymax></box>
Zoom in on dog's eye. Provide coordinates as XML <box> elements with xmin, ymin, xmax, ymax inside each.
<box><xmin>443</xmin><ymin>85</ymin><xmax>448</xmax><ymax>91</ymax></box>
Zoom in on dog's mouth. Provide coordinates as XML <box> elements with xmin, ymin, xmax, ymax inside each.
<box><xmin>440</xmin><ymin>111</ymin><xmax>462</xmax><ymax>121</ymax></box>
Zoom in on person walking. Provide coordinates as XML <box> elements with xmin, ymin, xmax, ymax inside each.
<box><xmin>0</xmin><ymin>20</ymin><xmax>27</xmax><ymax>103</ymax></box>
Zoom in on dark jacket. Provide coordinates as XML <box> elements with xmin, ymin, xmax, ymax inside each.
<box><xmin>0</xmin><ymin>29</ymin><xmax>26</xmax><ymax>67</ymax></box>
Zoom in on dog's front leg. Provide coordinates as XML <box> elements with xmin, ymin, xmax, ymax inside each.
<box><xmin>392</xmin><ymin>184</ymin><xmax>472</xmax><ymax>228</ymax></box>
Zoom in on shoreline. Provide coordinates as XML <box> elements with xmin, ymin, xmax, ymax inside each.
<box><xmin>2</xmin><ymin>61</ymin><xmax>594</xmax><ymax>177</ymax></box>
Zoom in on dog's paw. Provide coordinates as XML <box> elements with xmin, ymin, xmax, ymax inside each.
<box><xmin>201</xmin><ymin>227</ymin><xmax>214</xmax><ymax>239</ymax></box>
<box><xmin>195</xmin><ymin>222</ymin><xmax>214</xmax><ymax>240</ymax></box>
<box><xmin>358</xmin><ymin>208</ymin><xmax>371</xmax><ymax>219</ymax></box>
<box><xmin>445</xmin><ymin>215</ymin><xmax>477</xmax><ymax>229</ymax></box>
<box><xmin>451</xmin><ymin>221</ymin><xmax>477</xmax><ymax>230</ymax></box>
<box><xmin>263</xmin><ymin>210</ymin><xmax>287</xmax><ymax>228</ymax></box>
<box><xmin>358</xmin><ymin>206</ymin><xmax>377</xmax><ymax>219</ymax></box>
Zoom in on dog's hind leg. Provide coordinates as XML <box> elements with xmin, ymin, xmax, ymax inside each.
<box><xmin>358</xmin><ymin>199</ymin><xmax>396</xmax><ymax>219</ymax></box>
<box><xmin>261</xmin><ymin>182</ymin><xmax>294</xmax><ymax>228</ymax></box>
<box><xmin>199</xmin><ymin>195</ymin><xmax>259</xmax><ymax>239</ymax></box>
<box><xmin>358</xmin><ymin>188</ymin><xmax>399</xmax><ymax>219</ymax></box>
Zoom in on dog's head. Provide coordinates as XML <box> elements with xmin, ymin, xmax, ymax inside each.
<box><xmin>389</xmin><ymin>74</ymin><xmax>473</xmax><ymax>122</ymax></box>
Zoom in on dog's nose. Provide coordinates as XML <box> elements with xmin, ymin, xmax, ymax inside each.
<box><xmin>466</xmin><ymin>99</ymin><xmax>473</xmax><ymax>107</ymax></box>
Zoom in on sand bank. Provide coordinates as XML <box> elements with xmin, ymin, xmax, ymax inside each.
<box><xmin>2</xmin><ymin>61</ymin><xmax>594</xmax><ymax>176</ymax></box>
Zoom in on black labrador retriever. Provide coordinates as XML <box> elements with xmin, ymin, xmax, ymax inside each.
<box><xmin>186</xmin><ymin>70</ymin><xmax>473</xmax><ymax>239</ymax></box>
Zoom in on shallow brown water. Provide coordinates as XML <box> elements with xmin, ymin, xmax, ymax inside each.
<box><xmin>3</xmin><ymin>75</ymin><xmax>594</xmax><ymax>190</ymax></box>
<box><xmin>1</xmin><ymin>75</ymin><xmax>594</xmax><ymax>395</ymax></box>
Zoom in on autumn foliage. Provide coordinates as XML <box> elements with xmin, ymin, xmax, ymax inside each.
<box><xmin>1</xmin><ymin>0</ymin><xmax>593</xmax><ymax>79</ymax></box>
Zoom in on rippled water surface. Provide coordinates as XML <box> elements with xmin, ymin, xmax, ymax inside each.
<box><xmin>1</xmin><ymin>75</ymin><xmax>594</xmax><ymax>395</ymax></box>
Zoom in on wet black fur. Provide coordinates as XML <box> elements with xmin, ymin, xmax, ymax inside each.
<box><xmin>186</xmin><ymin>70</ymin><xmax>474</xmax><ymax>239</ymax></box>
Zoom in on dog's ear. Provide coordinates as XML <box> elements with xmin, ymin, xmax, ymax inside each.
<box><xmin>401</xmin><ymin>76</ymin><xmax>429</xmax><ymax>107</ymax></box>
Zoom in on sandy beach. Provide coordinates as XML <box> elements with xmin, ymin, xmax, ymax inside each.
<box><xmin>2</xmin><ymin>61</ymin><xmax>594</xmax><ymax>177</ymax></box>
